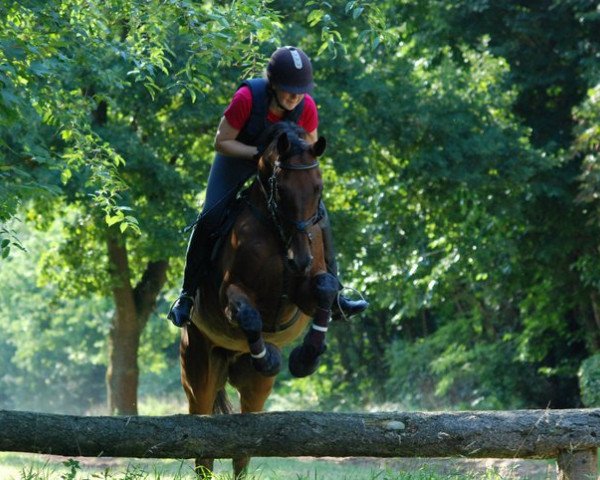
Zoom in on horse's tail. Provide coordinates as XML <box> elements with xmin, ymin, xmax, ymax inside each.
<box><xmin>213</xmin><ymin>388</ymin><xmax>233</xmax><ymax>415</ymax></box>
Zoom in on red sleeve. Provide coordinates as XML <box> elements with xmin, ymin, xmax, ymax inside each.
<box><xmin>298</xmin><ymin>94</ymin><xmax>318</xmax><ymax>133</ymax></box>
<box><xmin>223</xmin><ymin>86</ymin><xmax>252</xmax><ymax>130</ymax></box>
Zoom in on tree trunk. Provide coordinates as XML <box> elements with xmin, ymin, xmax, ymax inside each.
<box><xmin>106</xmin><ymin>227</ymin><xmax>168</xmax><ymax>415</ymax></box>
<box><xmin>106</xmin><ymin>313</ymin><xmax>140</xmax><ymax>415</ymax></box>
<box><xmin>106</xmin><ymin>228</ymin><xmax>139</xmax><ymax>415</ymax></box>
<box><xmin>1</xmin><ymin>409</ymin><xmax>599</xmax><ymax>463</ymax></box>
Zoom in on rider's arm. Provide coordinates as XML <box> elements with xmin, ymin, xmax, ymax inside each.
<box><xmin>306</xmin><ymin>128</ymin><xmax>318</xmax><ymax>145</ymax></box>
<box><xmin>214</xmin><ymin>116</ymin><xmax>259</xmax><ymax>159</ymax></box>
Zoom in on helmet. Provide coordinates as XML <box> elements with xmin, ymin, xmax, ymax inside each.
<box><xmin>266</xmin><ymin>46</ymin><xmax>314</xmax><ymax>94</ymax></box>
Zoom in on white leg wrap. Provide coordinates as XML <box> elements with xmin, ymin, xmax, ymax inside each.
<box><xmin>251</xmin><ymin>348</ymin><xmax>267</xmax><ymax>359</ymax></box>
<box><xmin>311</xmin><ymin>324</ymin><xmax>328</xmax><ymax>333</ymax></box>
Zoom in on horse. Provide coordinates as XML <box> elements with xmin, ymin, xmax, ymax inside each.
<box><xmin>180</xmin><ymin>121</ymin><xmax>339</xmax><ymax>478</ymax></box>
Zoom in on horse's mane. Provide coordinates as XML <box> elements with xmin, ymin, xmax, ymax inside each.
<box><xmin>262</xmin><ymin>121</ymin><xmax>309</xmax><ymax>160</ymax></box>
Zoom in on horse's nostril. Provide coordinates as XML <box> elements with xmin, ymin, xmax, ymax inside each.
<box><xmin>287</xmin><ymin>256</ymin><xmax>312</xmax><ymax>273</ymax></box>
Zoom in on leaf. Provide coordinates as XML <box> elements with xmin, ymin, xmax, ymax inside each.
<box><xmin>307</xmin><ymin>9</ymin><xmax>325</xmax><ymax>27</ymax></box>
<box><xmin>61</xmin><ymin>129</ymin><xmax>73</xmax><ymax>141</ymax></box>
<box><xmin>61</xmin><ymin>169</ymin><xmax>72</xmax><ymax>184</ymax></box>
<box><xmin>105</xmin><ymin>213</ymin><xmax>123</xmax><ymax>226</ymax></box>
<box><xmin>317</xmin><ymin>41</ymin><xmax>329</xmax><ymax>56</ymax></box>
<box><xmin>189</xmin><ymin>87</ymin><xmax>197</xmax><ymax>103</ymax></box>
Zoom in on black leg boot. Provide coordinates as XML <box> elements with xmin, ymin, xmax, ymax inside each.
<box><xmin>167</xmin><ymin>222</ymin><xmax>212</xmax><ymax>327</ymax></box>
<box><xmin>319</xmin><ymin>203</ymin><xmax>368</xmax><ymax>320</ymax></box>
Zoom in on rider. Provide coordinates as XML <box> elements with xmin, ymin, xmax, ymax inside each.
<box><xmin>168</xmin><ymin>46</ymin><xmax>368</xmax><ymax>327</ymax></box>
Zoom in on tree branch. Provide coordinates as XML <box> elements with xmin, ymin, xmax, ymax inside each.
<box><xmin>133</xmin><ymin>259</ymin><xmax>169</xmax><ymax>327</ymax></box>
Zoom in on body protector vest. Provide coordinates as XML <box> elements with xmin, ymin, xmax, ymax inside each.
<box><xmin>236</xmin><ymin>78</ymin><xmax>305</xmax><ymax>147</ymax></box>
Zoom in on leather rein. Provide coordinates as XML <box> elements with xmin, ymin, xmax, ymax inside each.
<box><xmin>249</xmin><ymin>157</ymin><xmax>322</xmax><ymax>333</ymax></box>
<box><xmin>256</xmin><ymin>159</ymin><xmax>323</xmax><ymax>248</ymax></box>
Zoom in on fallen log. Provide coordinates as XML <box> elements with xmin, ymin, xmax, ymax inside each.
<box><xmin>1</xmin><ymin>409</ymin><xmax>599</xmax><ymax>461</ymax></box>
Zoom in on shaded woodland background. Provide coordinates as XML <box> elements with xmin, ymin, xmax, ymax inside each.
<box><xmin>1</xmin><ymin>0</ymin><xmax>600</xmax><ymax>415</ymax></box>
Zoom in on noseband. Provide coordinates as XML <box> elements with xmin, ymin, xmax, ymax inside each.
<box><xmin>258</xmin><ymin>159</ymin><xmax>322</xmax><ymax>247</ymax></box>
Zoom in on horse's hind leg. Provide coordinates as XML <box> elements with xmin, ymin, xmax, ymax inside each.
<box><xmin>228</xmin><ymin>354</ymin><xmax>276</xmax><ymax>478</ymax></box>
<box><xmin>180</xmin><ymin>322</ymin><xmax>229</xmax><ymax>477</ymax></box>
<box><xmin>226</xmin><ymin>284</ymin><xmax>282</xmax><ymax>376</ymax></box>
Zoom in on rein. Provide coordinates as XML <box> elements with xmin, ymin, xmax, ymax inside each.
<box><xmin>250</xmin><ymin>155</ymin><xmax>322</xmax><ymax>331</ymax></box>
<box><xmin>257</xmin><ymin>159</ymin><xmax>322</xmax><ymax>248</ymax></box>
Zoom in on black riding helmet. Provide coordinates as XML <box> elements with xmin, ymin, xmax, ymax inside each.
<box><xmin>267</xmin><ymin>46</ymin><xmax>314</xmax><ymax>94</ymax></box>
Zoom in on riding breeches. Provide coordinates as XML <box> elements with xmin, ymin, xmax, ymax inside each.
<box><xmin>181</xmin><ymin>154</ymin><xmax>256</xmax><ymax>294</ymax></box>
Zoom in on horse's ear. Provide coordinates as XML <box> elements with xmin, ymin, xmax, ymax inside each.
<box><xmin>277</xmin><ymin>133</ymin><xmax>291</xmax><ymax>156</ymax></box>
<box><xmin>311</xmin><ymin>137</ymin><xmax>326</xmax><ymax>157</ymax></box>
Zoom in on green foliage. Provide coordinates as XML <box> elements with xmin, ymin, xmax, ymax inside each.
<box><xmin>1</xmin><ymin>0</ymin><xmax>282</xmax><ymax>257</ymax></box>
<box><xmin>572</xmin><ymin>84</ymin><xmax>600</xmax><ymax>295</ymax></box>
<box><xmin>2</xmin><ymin>0</ymin><xmax>600</xmax><ymax>414</ymax></box>
<box><xmin>579</xmin><ymin>354</ymin><xmax>600</xmax><ymax>408</ymax></box>
<box><xmin>0</xmin><ymin>224</ymin><xmax>108</xmax><ymax>412</ymax></box>
<box><xmin>265</xmin><ymin>0</ymin><xmax>600</xmax><ymax>409</ymax></box>
<box><xmin>60</xmin><ymin>459</ymin><xmax>80</xmax><ymax>480</ymax></box>
<box><xmin>0</xmin><ymin>223</ymin><xmax>180</xmax><ymax>413</ymax></box>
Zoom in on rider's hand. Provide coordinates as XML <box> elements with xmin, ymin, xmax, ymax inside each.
<box><xmin>252</xmin><ymin>144</ymin><xmax>265</xmax><ymax>161</ymax></box>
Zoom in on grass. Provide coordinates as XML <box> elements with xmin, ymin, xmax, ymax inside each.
<box><xmin>0</xmin><ymin>453</ymin><xmax>558</xmax><ymax>479</ymax></box>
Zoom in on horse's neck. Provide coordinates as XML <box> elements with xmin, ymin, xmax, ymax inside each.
<box><xmin>248</xmin><ymin>180</ymin><xmax>272</xmax><ymax>218</ymax></box>
<box><xmin>222</xmin><ymin>182</ymin><xmax>318</xmax><ymax>322</ymax></box>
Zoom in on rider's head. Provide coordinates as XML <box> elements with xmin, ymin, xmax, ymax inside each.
<box><xmin>267</xmin><ymin>46</ymin><xmax>314</xmax><ymax>94</ymax></box>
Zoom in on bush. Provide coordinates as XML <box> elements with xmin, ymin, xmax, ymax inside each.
<box><xmin>579</xmin><ymin>354</ymin><xmax>600</xmax><ymax>407</ymax></box>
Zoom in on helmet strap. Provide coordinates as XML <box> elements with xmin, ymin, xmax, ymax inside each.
<box><xmin>270</xmin><ymin>86</ymin><xmax>294</xmax><ymax>113</ymax></box>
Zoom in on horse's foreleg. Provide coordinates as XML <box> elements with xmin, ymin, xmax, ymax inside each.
<box><xmin>289</xmin><ymin>272</ymin><xmax>338</xmax><ymax>378</ymax></box>
<box><xmin>226</xmin><ymin>284</ymin><xmax>282</xmax><ymax>376</ymax></box>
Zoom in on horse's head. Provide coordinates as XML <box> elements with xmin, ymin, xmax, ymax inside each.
<box><xmin>258</xmin><ymin>122</ymin><xmax>327</xmax><ymax>275</ymax></box>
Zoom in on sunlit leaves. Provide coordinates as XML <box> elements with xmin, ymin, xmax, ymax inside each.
<box><xmin>0</xmin><ymin>0</ymin><xmax>282</xmax><ymax>245</ymax></box>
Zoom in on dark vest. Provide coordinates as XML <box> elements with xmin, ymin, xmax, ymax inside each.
<box><xmin>236</xmin><ymin>78</ymin><xmax>305</xmax><ymax>147</ymax></box>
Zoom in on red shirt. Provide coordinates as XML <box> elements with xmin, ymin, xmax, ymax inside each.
<box><xmin>224</xmin><ymin>85</ymin><xmax>319</xmax><ymax>134</ymax></box>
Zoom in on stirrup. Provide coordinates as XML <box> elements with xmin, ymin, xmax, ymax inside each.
<box><xmin>333</xmin><ymin>287</ymin><xmax>368</xmax><ymax>322</ymax></box>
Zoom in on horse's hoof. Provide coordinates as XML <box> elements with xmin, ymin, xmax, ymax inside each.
<box><xmin>252</xmin><ymin>343</ymin><xmax>282</xmax><ymax>377</ymax></box>
<box><xmin>288</xmin><ymin>343</ymin><xmax>326</xmax><ymax>378</ymax></box>
<box><xmin>332</xmin><ymin>295</ymin><xmax>369</xmax><ymax>321</ymax></box>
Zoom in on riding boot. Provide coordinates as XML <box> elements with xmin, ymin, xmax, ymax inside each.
<box><xmin>319</xmin><ymin>204</ymin><xmax>368</xmax><ymax>320</ymax></box>
<box><xmin>167</xmin><ymin>221</ymin><xmax>213</xmax><ymax>327</ymax></box>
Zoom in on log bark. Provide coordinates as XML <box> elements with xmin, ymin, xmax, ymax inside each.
<box><xmin>1</xmin><ymin>409</ymin><xmax>599</xmax><ymax>460</ymax></box>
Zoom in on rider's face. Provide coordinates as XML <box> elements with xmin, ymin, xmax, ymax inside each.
<box><xmin>274</xmin><ymin>87</ymin><xmax>305</xmax><ymax>111</ymax></box>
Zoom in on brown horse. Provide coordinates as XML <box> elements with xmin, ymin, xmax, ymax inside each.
<box><xmin>180</xmin><ymin>122</ymin><xmax>339</xmax><ymax>478</ymax></box>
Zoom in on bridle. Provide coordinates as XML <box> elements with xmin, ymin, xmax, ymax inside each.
<box><xmin>257</xmin><ymin>158</ymin><xmax>323</xmax><ymax>248</ymax></box>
